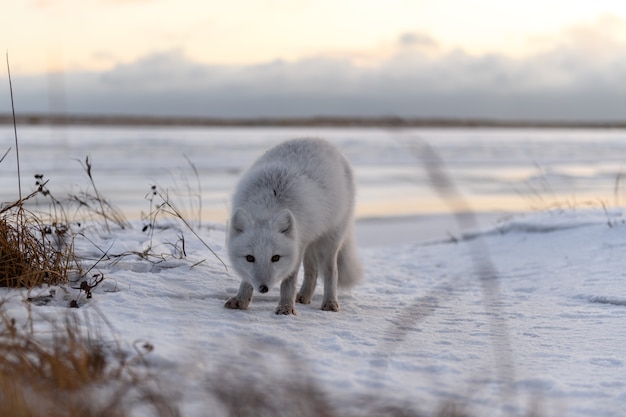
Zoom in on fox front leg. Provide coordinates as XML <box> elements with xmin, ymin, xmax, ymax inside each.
<box><xmin>224</xmin><ymin>281</ymin><xmax>254</xmax><ymax>310</ymax></box>
<box><xmin>275</xmin><ymin>270</ymin><xmax>298</xmax><ymax>315</ymax></box>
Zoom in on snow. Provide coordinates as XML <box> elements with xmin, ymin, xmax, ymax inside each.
<box><xmin>2</xmin><ymin>207</ymin><xmax>625</xmax><ymax>416</ymax></box>
<box><xmin>2</xmin><ymin>126</ymin><xmax>626</xmax><ymax>415</ymax></box>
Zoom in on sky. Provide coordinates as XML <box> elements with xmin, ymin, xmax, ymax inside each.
<box><xmin>3</xmin><ymin>0</ymin><xmax>626</xmax><ymax>120</ymax></box>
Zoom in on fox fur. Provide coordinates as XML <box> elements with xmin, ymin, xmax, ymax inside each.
<box><xmin>225</xmin><ymin>138</ymin><xmax>362</xmax><ymax>315</ymax></box>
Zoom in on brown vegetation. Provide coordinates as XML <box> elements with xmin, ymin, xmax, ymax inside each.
<box><xmin>0</xmin><ymin>308</ymin><xmax>176</xmax><ymax>417</ymax></box>
<box><xmin>0</xmin><ymin>202</ymin><xmax>72</xmax><ymax>289</ymax></box>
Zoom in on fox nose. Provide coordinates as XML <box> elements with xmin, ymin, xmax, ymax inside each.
<box><xmin>259</xmin><ymin>285</ymin><xmax>269</xmax><ymax>293</ymax></box>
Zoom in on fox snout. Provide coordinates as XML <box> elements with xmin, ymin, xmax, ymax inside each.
<box><xmin>258</xmin><ymin>284</ymin><xmax>269</xmax><ymax>293</ymax></box>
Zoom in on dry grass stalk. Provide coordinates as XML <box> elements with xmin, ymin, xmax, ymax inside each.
<box><xmin>69</xmin><ymin>191</ymin><xmax>130</xmax><ymax>230</ymax></box>
<box><xmin>143</xmin><ymin>186</ymin><xmax>226</xmax><ymax>270</ymax></box>
<box><xmin>6</xmin><ymin>52</ymin><xmax>22</xmax><ymax>201</ymax></box>
<box><xmin>1</xmin><ymin>54</ymin><xmax>73</xmax><ymax>290</ymax></box>
<box><xmin>71</xmin><ymin>156</ymin><xmax>130</xmax><ymax>231</ymax></box>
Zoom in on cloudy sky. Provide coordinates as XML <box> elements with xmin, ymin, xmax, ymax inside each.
<box><xmin>3</xmin><ymin>0</ymin><xmax>626</xmax><ymax>120</ymax></box>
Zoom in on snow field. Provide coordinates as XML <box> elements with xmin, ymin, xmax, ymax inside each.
<box><xmin>2</xmin><ymin>207</ymin><xmax>624</xmax><ymax>416</ymax></box>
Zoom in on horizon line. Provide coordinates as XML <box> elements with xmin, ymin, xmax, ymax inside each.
<box><xmin>2</xmin><ymin>112</ymin><xmax>626</xmax><ymax>129</ymax></box>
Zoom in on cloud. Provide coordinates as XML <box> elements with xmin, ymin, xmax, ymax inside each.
<box><xmin>7</xmin><ymin>17</ymin><xmax>626</xmax><ymax>121</ymax></box>
<box><xmin>397</xmin><ymin>32</ymin><xmax>439</xmax><ymax>49</ymax></box>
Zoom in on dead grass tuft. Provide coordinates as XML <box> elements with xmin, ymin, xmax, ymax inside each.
<box><xmin>0</xmin><ymin>306</ymin><xmax>178</xmax><ymax>417</ymax></box>
<box><xmin>0</xmin><ymin>203</ymin><xmax>72</xmax><ymax>289</ymax></box>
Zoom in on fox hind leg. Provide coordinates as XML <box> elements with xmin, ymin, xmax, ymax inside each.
<box><xmin>296</xmin><ymin>247</ymin><xmax>317</xmax><ymax>304</ymax></box>
<box><xmin>318</xmin><ymin>235</ymin><xmax>342</xmax><ymax>312</ymax></box>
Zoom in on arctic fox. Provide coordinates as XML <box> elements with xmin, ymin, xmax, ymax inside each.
<box><xmin>225</xmin><ymin>138</ymin><xmax>362</xmax><ymax>315</ymax></box>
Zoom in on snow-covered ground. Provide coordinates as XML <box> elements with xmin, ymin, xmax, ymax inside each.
<box><xmin>2</xmin><ymin>207</ymin><xmax>625</xmax><ymax>416</ymax></box>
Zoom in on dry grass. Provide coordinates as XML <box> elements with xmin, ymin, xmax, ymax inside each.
<box><xmin>0</xmin><ymin>307</ymin><xmax>177</xmax><ymax>417</ymax></box>
<box><xmin>69</xmin><ymin>156</ymin><xmax>130</xmax><ymax>231</ymax></box>
<box><xmin>142</xmin><ymin>185</ymin><xmax>226</xmax><ymax>270</ymax></box>
<box><xmin>0</xmin><ymin>60</ymin><xmax>77</xmax><ymax>290</ymax></box>
<box><xmin>0</xmin><ymin>202</ymin><xmax>73</xmax><ymax>289</ymax></box>
<box><xmin>0</xmin><ymin>182</ymin><xmax>172</xmax><ymax>415</ymax></box>
<box><xmin>0</xmin><ymin>60</ymin><xmax>160</xmax><ymax>414</ymax></box>
<box><xmin>0</xmin><ymin>303</ymin><xmax>485</xmax><ymax>417</ymax></box>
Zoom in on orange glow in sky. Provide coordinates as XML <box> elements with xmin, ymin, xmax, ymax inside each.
<box><xmin>4</xmin><ymin>0</ymin><xmax>626</xmax><ymax>75</ymax></box>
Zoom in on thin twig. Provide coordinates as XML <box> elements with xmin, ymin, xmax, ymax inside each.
<box><xmin>0</xmin><ymin>147</ymin><xmax>10</xmax><ymax>164</ymax></box>
<box><xmin>83</xmin><ymin>156</ymin><xmax>110</xmax><ymax>232</ymax></box>
<box><xmin>163</xmin><ymin>197</ymin><xmax>227</xmax><ymax>270</ymax></box>
<box><xmin>146</xmin><ymin>188</ymin><xmax>227</xmax><ymax>270</ymax></box>
<box><xmin>0</xmin><ymin>182</ymin><xmax>45</xmax><ymax>215</ymax></box>
<box><xmin>398</xmin><ymin>135</ymin><xmax>516</xmax><ymax>405</ymax></box>
<box><xmin>6</xmin><ymin>52</ymin><xmax>22</xmax><ymax>201</ymax></box>
<box><xmin>614</xmin><ymin>172</ymin><xmax>624</xmax><ymax>207</ymax></box>
<box><xmin>183</xmin><ymin>153</ymin><xmax>202</xmax><ymax>227</ymax></box>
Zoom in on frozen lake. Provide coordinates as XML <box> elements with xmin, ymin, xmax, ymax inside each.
<box><xmin>1</xmin><ymin>126</ymin><xmax>625</xmax><ymax>230</ymax></box>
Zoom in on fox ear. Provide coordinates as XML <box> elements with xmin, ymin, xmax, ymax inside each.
<box><xmin>231</xmin><ymin>208</ymin><xmax>251</xmax><ymax>235</ymax></box>
<box><xmin>272</xmin><ymin>209</ymin><xmax>295</xmax><ymax>237</ymax></box>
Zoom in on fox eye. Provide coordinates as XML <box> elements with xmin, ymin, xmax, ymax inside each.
<box><xmin>245</xmin><ymin>255</ymin><xmax>255</xmax><ymax>263</ymax></box>
<box><xmin>271</xmin><ymin>255</ymin><xmax>280</xmax><ymax>262</ymax></box>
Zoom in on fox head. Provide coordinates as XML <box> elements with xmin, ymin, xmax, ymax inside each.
<box><xmin>228</xmin><ymin>208</ymin><xmax>299</xmax><ymax>293</ymax></box>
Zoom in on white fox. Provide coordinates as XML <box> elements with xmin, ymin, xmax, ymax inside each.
<box><xmin>225</xmin><ymin>138</ymin><xmax>362</xmax><ymax>315</ymax></box>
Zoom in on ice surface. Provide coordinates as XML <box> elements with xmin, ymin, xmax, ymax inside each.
<box><xmin>2</xmin><ymin>126</ymin><xmax>626</xmax><ymax>222</ymax></box>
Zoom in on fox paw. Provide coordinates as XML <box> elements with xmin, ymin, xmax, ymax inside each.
<box><xmin>224</xmin><ymin>297</ymin><xmax>249</xmax><ymax>310</ymax></box>
<box><xmin>296</xmin><ymin>293</ymin><xmax>312</xmax><ymax>304</ymax></box>
<box><xmin>321</xmin><ymin>300</ymin><xmax>340</xmax><ymax>312</ymax></box>
<box><xmin>275</xmin><ymin>305</ymin><xmax>296</xmax><ymax>315</ymax></box>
